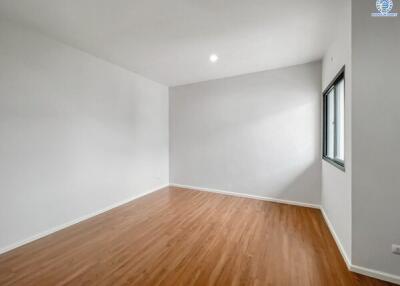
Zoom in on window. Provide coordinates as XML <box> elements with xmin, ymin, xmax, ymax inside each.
<box><xmin>323</xmin><ymin>67</ymin><xmax>345</xmax><ymax>170</ymax></box>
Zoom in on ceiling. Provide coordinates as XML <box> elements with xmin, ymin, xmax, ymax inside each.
<box><xmin>0</xmin><ymin>0</ymin><xmax>344</xmax><ymax>86</ymax></box>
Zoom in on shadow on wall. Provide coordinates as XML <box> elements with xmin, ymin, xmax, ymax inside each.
<box><xmin>172</xmin><ymin>98</ymin><xmax>321</xmax><ymax>205</ymax></box>
<box><xmin>271</xmin><ymin>162</ymin><xmax>321</xmax><ymax>204</ymax></box>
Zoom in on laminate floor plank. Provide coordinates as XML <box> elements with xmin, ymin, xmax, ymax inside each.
<box><xmin>0</xmin><ymin>186</ymin><xmax>396</xmax><ymax>286</ymax></box>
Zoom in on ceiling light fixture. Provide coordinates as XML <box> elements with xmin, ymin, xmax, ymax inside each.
<box><xmin>209</xmin><ymin>54</ymin><xmax>219</xmax><ymax>63</ymax></box>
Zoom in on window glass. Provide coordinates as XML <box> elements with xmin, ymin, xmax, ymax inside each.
<box><xmin>336</xmin><ymin>78</ymin><xmax>345</xmax><ymax>161</ymax></box>
<box><xmin>327</xmin><ymin>88</ymin><xmax>335</xmax><ymax>159</ymax></box>
<box><xmin>323</xmin><ymin>69</ymin><xmax>345</xmax><ymax>170</ymax></box>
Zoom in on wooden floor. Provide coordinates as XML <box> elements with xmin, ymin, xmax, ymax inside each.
<box><xmin>0</xmin><ymin>186</ymin><xmax>395</xmax><ymax>286</ymax></box>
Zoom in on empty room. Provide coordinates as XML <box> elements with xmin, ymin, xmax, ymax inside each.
<box><xmin>0</xmin><ymin>0</ymin><xmax>399</xmax><ymax>285</ymax></box>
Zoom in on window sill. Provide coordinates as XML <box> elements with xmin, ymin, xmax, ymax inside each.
<box><xmin>322</xmin><ymin>156</ymin><xmax>345</xmax><ymax>172</ymax></box>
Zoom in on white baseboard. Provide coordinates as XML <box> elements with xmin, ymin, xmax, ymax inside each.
<box><xmin>170</xmin><ymin>183</ymin><xmax>321</xmax><ymax>209</ymax></box>
<box><xmin>321</xmin><ymin>208</ymin><xmax>400</xmax><ymax>285</ymax></box>
<box><xmin>350</xmin><ymin>265</ymin><xmax>400</xmax><ymax>285</ymax></box>
<box><xmin>0</xmin><ymin>184</ymin><xmax>169</xmax><ymax>255</ymax></box>
<box><xmin>320</xmin><ymin>208</ymin><xmax>352</xmax><ymax>268</ymax></box>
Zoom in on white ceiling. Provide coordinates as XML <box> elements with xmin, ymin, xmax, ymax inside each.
<box><xmin>0</xmin><ymin>0</ymin><xmax>343</xmax><ymax>86</ymax></box>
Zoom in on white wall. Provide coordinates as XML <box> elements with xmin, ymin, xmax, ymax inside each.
<box><xmin>321</xmin><ymin>0</ymin><xmax>352</xmax><ymax>264</ymax></box>
<box><xmin>170</xmin><ymin>62</ymin><xmax>322</xmax><ymax>205</ymax></box>
<box><xmin>352</xmin><ymin>0</ymin><xmax>400</xmax><ymax>277</ymax></box>
<box><xmin>0</xmin><ymin>20</ymin><xmax>169</xmax><ymax>252</ymax></box>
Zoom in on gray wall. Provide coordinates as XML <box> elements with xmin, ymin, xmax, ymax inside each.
<box><xmin>321</xmin><ymin>0</ymin><xmax>352</xmax><ymax>263</ymax></box>
<box><xmin>0</xmin><ymin>20</ymin><xmax>169</xmax><ymax>252</ymax></box>
<box><xmin>352</xmin><ymin>0</ymin><xmax>400</xmax><ymax>276</ymax></box>
<box><xmin>170</xmin><ymin>62</ymin><xmax>322</xmax><ymax>205</ymax></box>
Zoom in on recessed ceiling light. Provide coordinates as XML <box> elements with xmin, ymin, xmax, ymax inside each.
<box><xmin>209</xmin><ymin>54</ymin><xmax>219</xmax><ymax>63</ymax></box>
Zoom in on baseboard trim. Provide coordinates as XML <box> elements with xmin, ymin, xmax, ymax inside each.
<box><xmin>0</xmin><ymin>184</ymin><xmax>169</xmax><ymax>255</ymax></box>
<box><xmin>351</xmin><ymin>265</ymin><xmax>400</xmax><ymax>285</ymax></box>
<box><xmin>320</xmin><ymin>208</ymin><xmax>352</xmax><ymax>268</ymax></box>
<box><xmin>170</xmin><ymin>183</ymin><xmax>321</xmax><ymax>209</ymax></box>
<box><xmin>320</xmin><ymin>208</ymin><xmax>400</xmax><ymax>285</ymax></box>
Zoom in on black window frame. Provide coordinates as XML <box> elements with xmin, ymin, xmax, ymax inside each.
<box><xmin>323</xmin><ymin>66</ymin><xmax>345</xmax><ymax>171</ymax></box>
